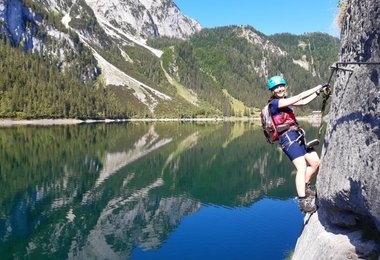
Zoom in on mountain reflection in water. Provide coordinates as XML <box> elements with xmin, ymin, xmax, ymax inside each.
<box><xmin>0</xmin><ymin>122</ymin><xmax>320</xmax><ymax>259</ymax></box>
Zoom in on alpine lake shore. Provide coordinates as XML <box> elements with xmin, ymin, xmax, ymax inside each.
<box><xmin>0</xmin><ymin>115</ymin><xmax>322</xmax><ymax>127</ymax></box>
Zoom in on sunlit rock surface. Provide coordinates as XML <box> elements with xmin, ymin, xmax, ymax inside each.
<box><xmin>293</xmin><ymin>0</ymin><xmax>380</xmax><ymax>258</ymax></box>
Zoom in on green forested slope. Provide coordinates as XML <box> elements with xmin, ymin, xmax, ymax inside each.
<box><xmin>0</xmin><ymin>42</ymin><xmax>135</xmax><ymax>119</ymax></box>
<box><xmin>151</xmin><ymin>26</ymin><xmax>339</xmax><ymax>115</ymax></box>
<box><xmin>269</xmin><ymin>32</ymin><xmax>340</xmax><ymax>80</ymax></box>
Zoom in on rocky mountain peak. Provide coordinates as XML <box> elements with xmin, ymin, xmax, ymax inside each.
<box><xmin>236</xmin><ymin>26</ymin><xmax>286</xmax><ymax>56</ymax></box>
<box><xmin>84</xmin><ymin>0</ymin><xmax>201</xmax><ymax>40</ymax></box>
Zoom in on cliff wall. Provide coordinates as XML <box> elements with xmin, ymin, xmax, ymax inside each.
<box><xmin>293</xmin><ymin>0</ymin><xmax>380</xmax><ymax>259</ymax></box>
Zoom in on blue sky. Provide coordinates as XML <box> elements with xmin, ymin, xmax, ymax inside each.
<box><xmin>174</xmin><ymin>0</ymin><xmax>340</xmax><ymax>37</ymax></box>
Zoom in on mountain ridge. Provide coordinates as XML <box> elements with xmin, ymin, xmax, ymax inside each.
<box><xmin>0</xmin><ymin>0</ymin><xmax>339</xmax><ymax>119</ymax></box>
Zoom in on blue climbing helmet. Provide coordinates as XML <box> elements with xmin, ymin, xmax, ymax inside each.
<box><xmin>267</xmin><ymin>76</ymin><xmax>286</xmax><ymax>90</ymax></box>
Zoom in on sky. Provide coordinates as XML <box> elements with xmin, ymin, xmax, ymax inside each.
<box><xmin>174</xmin><ymin>0</ymin><xmax>340</xmax><ymax>37</ymax></box>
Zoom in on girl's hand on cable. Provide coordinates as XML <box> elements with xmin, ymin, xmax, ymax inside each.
<box><xmin>316</xmin><ymin>83</ymin><xmax>331</xmax><ymax>96</ymax></box>
<box><xmin>322</xmin><ymin>83</ymin><xmax>331</xmax><ymax>95</ymax></box>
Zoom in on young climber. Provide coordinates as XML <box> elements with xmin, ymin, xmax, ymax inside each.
<box><xmin>266</xmin><ymin>75</ymin><xmax>330</xmax><ymax>213</ymax></box>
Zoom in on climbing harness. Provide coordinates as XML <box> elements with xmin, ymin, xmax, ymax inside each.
<box><xmin>280</xmin><ymin>127</ymin><xmax>304</xmax><ymax>151</ymax></box>
<box><xmin>312</xmin><ymin>61</ymin><xmax>380</xmax><ymax>144</ymax></box>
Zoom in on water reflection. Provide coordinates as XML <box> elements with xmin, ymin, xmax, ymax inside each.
<box><xmin>0</xmin><ymin>122</ymin><xmax>319</xmax><ymax>258</ymax></box>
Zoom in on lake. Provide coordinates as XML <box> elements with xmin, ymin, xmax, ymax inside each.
<box><xmin>0</xmin><ymin>121</ymin><xmax>322</xmax><ymax>259</ymax></box>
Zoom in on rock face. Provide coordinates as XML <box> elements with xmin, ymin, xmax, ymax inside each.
<box><xmin>293</xmin><ymin>0</ymin><xmax>380</xmax><ymax>259</ymax></box>
<box><xmin>83</xmin><ymin>0</ymin><xmax>202</xmax><ymax>40</ymax></box>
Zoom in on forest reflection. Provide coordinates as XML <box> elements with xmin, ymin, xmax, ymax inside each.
<box><xmin>0</xmin><ymin>121</ymin><xmax>319</xmax><ymax>258</ymax></box>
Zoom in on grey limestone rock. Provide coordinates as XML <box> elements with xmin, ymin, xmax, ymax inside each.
<box><xmin>293</xmin><ymin>0</ymin><xmax>380</xmax><ymax>258</ymax></box>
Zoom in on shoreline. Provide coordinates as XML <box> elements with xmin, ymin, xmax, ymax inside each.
<box><xmin>0</xmin><ymin>116</ymin><xmax>321</xmax><ymax>127</ymax></box>
<box><xmin>0</xmin><ymin>117</ymin><xmax>251</xmax><ymax>127</ymax></box>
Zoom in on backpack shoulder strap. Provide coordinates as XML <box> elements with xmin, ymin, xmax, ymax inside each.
<box><xmin>267</xmin><ymin>98</ymin><xmax>285</xmax><ymax>124</ymax></box>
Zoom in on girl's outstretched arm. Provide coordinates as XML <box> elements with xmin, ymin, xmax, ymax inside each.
<box><xmin>278</xmin><ymin>85</ymin><xmax>322</xmax><ymax>108</ymax></box>
<box><xmin>293</xmin><ymin>92</ymin><xmax>319</xmax><ymax>106</ymax></box>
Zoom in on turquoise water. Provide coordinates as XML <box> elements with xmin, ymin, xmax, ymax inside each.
<box><xmin>0</xmin><ymin>122</ymin><xmax>320</xmax><ymax>259</ymax></box>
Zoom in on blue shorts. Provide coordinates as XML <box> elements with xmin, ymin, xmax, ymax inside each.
<box><xmin>279</xmin><ymin>130</ymin><xmax>313</xmax><ymax>161</ymax></box>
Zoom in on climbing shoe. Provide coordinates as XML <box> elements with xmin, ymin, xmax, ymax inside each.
<box><xmin>305</xmin><ymin>139</ymin><xmax>319</xmax><ymax>148</ymax></box>
<box><xmin>305</xmin><ymin>183</ymin><xmax>316</xmax><ymax>197</ymax></box>
<box><xmin>298</xmin><ymin>196</ymin><xmax>317</xmax><ymax>213</ymax></box>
